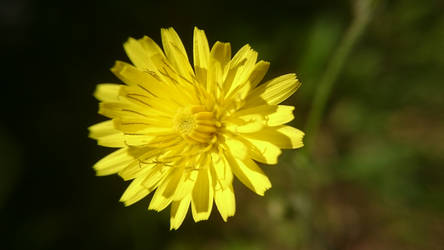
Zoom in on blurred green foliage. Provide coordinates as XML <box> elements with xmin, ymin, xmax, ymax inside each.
<box><xmin>2</xmin><ymin>0</ymin><xmax>443</xmax><ymax>249</ymax></box>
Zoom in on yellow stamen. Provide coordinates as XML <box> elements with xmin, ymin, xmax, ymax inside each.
<box><xmin>174</xmin><ymin>106</ymin><xmax>218</xmax><ymax>144</ymax></box>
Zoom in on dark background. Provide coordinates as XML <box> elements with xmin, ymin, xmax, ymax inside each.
<box><xmin>2</xmin><ymin>0</ymin><xmax>444</xmax><ymax>249</ymax></box>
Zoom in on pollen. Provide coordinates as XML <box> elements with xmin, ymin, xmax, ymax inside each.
<box><xmin>174</xmin><ymin>105</ymin><xmax>218</xmax><ymax>144</ymax></box>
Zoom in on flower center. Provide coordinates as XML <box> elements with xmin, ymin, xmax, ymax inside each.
<box><xmin>174</xmin><ymin>105</ymin><xmax>219</xmax><ymax>144</ymax></box>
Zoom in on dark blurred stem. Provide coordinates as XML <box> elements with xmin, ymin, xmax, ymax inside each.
<box><xmin>304</xmin><ymin>0</ymin><xmax>377</xmax><ymax>155</ymax></box>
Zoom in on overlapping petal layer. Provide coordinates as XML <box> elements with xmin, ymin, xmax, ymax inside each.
<box><xmin>90</xmin><ymin>27</ymin><xmax>304</xmax><ymax>229</ymax></box>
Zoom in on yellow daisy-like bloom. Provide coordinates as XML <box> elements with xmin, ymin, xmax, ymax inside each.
<box><xmin>89</xmin><ymin>27</ymin><xmax>304</xmax><ymax>230</ymax></box>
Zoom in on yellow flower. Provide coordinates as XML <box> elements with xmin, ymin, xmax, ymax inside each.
<box><xmin>89</xmin><ymin>27</ymin><xmax>304</xmax><ymax>230</ymax></box>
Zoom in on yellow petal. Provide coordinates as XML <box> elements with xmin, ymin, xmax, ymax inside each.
<box><xmin>161</xmin><ymin>27</ymin><xmax>195</xmax><ymax>81</ymax></box>
<box><xmin>211</xmin><ymin>151</ymin><xmax>235</xmax><ymax>221</ymax></box>
<box><xmin>170</xmin><ymin>194</ymin><xmax>191</xmax><ymax>230</ymax></box>
<box><xmin>210</xmin><ymin>151</ymin><xmax>233</xmax><ymax>189</ymax></box>
<box><xmin>111</xmin><ymin>61</ymin><xmax>169</xmax><ymax>98</ymax></box>
<box><xmin>112</xmin><ymin>117</ymin><xmax>149</xmax><ymax>133</ymax></box>
<box><xmin>243</xmin><ymin>125</ymin><xmax>304</xmax><ymax>149</ymax></box>
<box><xmin>89</xmin><ymin>119</ymin><xmax>125</xmax><ymax>147</ymax></box>
<box><xmin>147</xmin><ymin>136</ymin><xmax>183</xmax><ymax>149</ymax></box>
<box><xmin>89</xmin><ymin>120</ymin><xmax>120</xmax><ymax>139</ymax></box>
<box><xmin>94</xmin><ymin>84</ymin><xmax>122</xmax><ymax>102</ymax></box>
<box><xmin>248</xmin><ymin>60</ymin><xmax>270</xmax><ymax>90</ymax></box>
<box><xmin>124</xmin><ymin>133</ymin><xmax>160</xmax><ymax>147</ymax></box>
<box><xmin>125</xmin><ymin>36</ymin><xmax>188</xmax><ymax>87</ymax></box>
<box><xmin>225</xmin><ymin>114</ymin><xmax>265</xmax><ymax>134</ymax></box>
<box><xmin>141</xmin><ymin>164</ymin><xmax>170</xmax><ymax>188</ymax></box>
<box><xmin>137</xmin><ymin>36</ymin><xmax>166</xmax><ymax>62</ymax></box>
<box><xmin>193</xmin><ymin>27</ymin><xmax>210</xmax><ymax>86</ymax></box>
<box><xmin>93</xmin><ymin>148</ymin><xmax>133</xmax><ymax>176</ymax></box>
<box><xmin>214</xmin><ymin>184</ymin><xmax>235</xmax><ymax>222</ymax></box>
<box><xmin>233</xmin><ymin>105</ymin><xmax>294</xmax><ymax>127</ymax></box>
<box><xmin>120</xmin><ymin>168</ymin><xmax>153</xmax><ymax>206</ymax></box>
<box><xmin>226</xmin><ymin>60</ymin><xmax>270</xmax><ymax>101</ymax></box>
<box><xmin>224</xmin><ymin>45</ymin><xmax>257</xmax><ymax>97</ymax></box>
<box><xmin>119</xmin><ymin>160</ymin><xmax>153</xmax><ymax>181</ymax></box>
<box><xmin>122</xmin><ymin>134</ymin><xmax>155</xmax><ymax>146</ymax></box>
<box><xmin>123</xmin><ymin>37</ymin><xmax>152</xmax><ymax>70</ymax></box>
<box><xmin>235</xmin><ymin>104</ymin><xmax>276</xmax><ymax>117</ymax></box>
<box><xmin>242</xmin><ymin>137</ymin><xmax>282</xmax><ymax>165</ymax></box>
<box><xmin>112</xmin><ymin>112</ymin><xmax>173</xmax><ymax>133</ymax></box>
<box><xmin>98</xmin><ymin>99</ymin><xmax>172</xmax><ymax>122</ymax></box>
<box><xmin>148</xmin><ymin>167</ymin><xmax>182</xmax><ymax>211</ymax></box>
<box><xmin>267</xmin><ymin>105</ymin><xmax>295</xmax><ymax>126</ymax></box>
<box><xmin>112</xmin><ymin>116</ymin><xmax>174</xmax><ymax>136</ymax></box>
<box><xmin>191</xmin><ymin>167</ymin><xmax>213</xmax><ymax>222</ymax></box>
<box><xmin>123</xmin><ymin>36</ymin><xmax>167</xmax><ymax>71</ymax></box>
<box><xmin>97</xmin><ymin>133</ymin><xmax>126</xmax><ymax>148</ymax></box>
<box><xmin>173</xmin><ymin>168</ymin><xmax>198</xmax><ymax>201</ymax></box>
<box><xmin>116</xmin><ymin>148</ymin><xmax>160</xmax><ymax>180</ymax></box>
<box><xmin>98</xmin><ymin>101</ymin><xmax>140</xmax><ymax>119</ymax></box>
<box><xmin>113</xmin><ymin>62</ymin><xmax>192</xmax><ymax>111</ymax></box>
<box><xmin>119</xmin><ymin>85</ymin><xmax>179</xmax><ymax>116</ymax></box>
<box><xmin>208</xmin><ymin>41</ymin><xmax>231</xmax><ymax>94</ymax></box>
<box><xmin>224</xmin><ymin>136</ymin><xmax>248</xmax><ymax>160</ymax></box>
<box><xmin>244</xmin><ymin>74</ymin><xmax>301</xmax><ymax>107</ymax></box>
<box><xmin>226</xmin><ymin>152</ymin><xmax>271</xmax><ymax>196</ymax></box>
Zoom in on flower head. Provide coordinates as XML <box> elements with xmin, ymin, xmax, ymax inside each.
<box><xmin>89</xmin><ymin>27</ymin><xmax>304</xmax><ymax>229</ymax></box>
